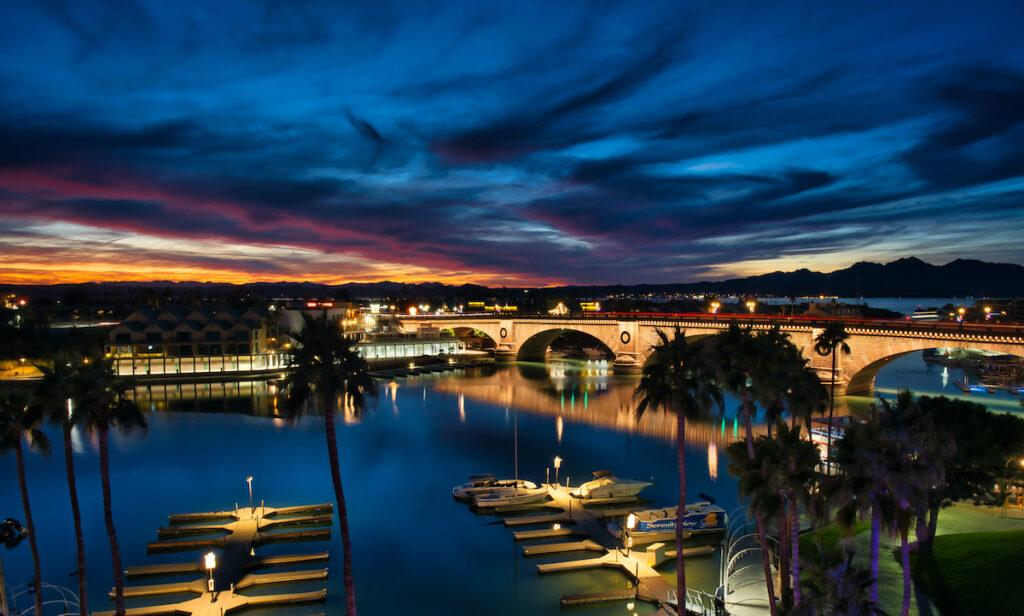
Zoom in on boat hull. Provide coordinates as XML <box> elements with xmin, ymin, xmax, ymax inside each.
<box><xmin>570</xmin><ymin>480</ymin><xmax>652</xmax><ymax>500</ymax></box>
<box><xmin>473</xmin><ymin>488</ymin><xmax>549</xmax><ymax>508</ymax></box>
<box><xmin>452</xmin><ymin>479</ymin><xmax>537</xmax><ymax>501</ymax></box>
<box><xmin>610</xmin><ymin>504</ymin><xmax>726</xmax><ymax>545</ymax></box>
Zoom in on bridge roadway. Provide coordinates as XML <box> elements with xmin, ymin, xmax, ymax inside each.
<box><xmin>399</xmin><ymin>312</ymin><xmax>1024</xmax><ymax>396</ymax></box>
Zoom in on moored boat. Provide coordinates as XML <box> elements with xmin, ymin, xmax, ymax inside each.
<box><xmin>452</xmin><ymin>474</ymin><xmax>538</xmax><ymax>501</ymax></box>
<box><xmin>608</xmin><ymin>502</ymin><xmax>726</xmax><ymax>544</ymax></box>
<box><xmin>570</xmin><ymin>470</ymin><xmax>651</xmax><ymax>500</ymax></box>
<box><xmin>473</xmin><ymin>486</ymin><xmax>549</xmax><ymax>508</ymax></box>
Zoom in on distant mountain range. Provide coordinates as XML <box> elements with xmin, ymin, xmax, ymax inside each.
<box><xmin>3</xmin><ymin>258</ymin><xmax>1023</xmax><ymax>300</ymax></box>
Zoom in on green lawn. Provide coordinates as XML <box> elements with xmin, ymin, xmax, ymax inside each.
<box><xmin>788</xmin><ymin>505</ymin><xmax>1024</xmax><ymax>615</ymax></box>
<box><xmin>911</xmin><ymin>529</ymin><xmax>1024</xmax><ymax>616</ymax></box>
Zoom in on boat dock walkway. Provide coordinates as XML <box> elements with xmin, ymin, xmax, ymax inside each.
<box><xmin>94</xmin><ymin>501</ymin><xmax>333</xmax><ymax>616</ymax></box>
<box><xmin>470</xmin><ymin>483</ymin><xmax>725</xmax><ymax>615</ymax></box>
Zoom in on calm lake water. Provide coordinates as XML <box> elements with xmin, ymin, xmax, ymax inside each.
<box><xmin>1</xmin><ymin>355</ymin><xmax>1019</xmax><ymax>614</ymax></box>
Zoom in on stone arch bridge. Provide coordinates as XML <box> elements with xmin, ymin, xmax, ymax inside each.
<box><xmin>399</xmin><ymin>314</ymin><xmax>1024</xmax><ymax>396</ymax></box>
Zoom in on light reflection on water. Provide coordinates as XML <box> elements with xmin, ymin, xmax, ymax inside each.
<box><xmin>0</xmin><ymin>354</ymin><xmax>1015</xmax><ymax>615</ymax></box>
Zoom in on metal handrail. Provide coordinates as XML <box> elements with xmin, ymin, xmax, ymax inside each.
<box><xmin>7</xmin><ymin>583</ymin><xmax>80</xmax><ymax>616</ymax></box>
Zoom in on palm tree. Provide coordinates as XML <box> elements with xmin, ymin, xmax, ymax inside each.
<box><xmin>749</xmin><ymin>326</ymin><xmax>797</xmax><ymax>436</ymax></box>
<box><xmin>828</xmin><ymin>410</ymin><xmax>894</xmax><ymax>605</ymax></box>
<box><xmin>710</xmin><ymin>324</ymin><xmax>780</xmax><ymax>616</ymax></box>
<box><xmin>786</xmin><ymin>365</ymin><xmax>828</xmax><ymax>432</ymax></box>
<box><xmin>283</xmin><ymin>312</ymin><xmax>377</xmax><ymax>616</ymax></box>
<box><xmin>813</xmin><ymin>322</ymin><xmax>850</xmax><ymax>473</ymax></box>
<box><xmin>634</xmin><ymin>329</ymin><xmax>722</xmax><ymax>601</ymax></box>
<box><xmin>35</xmin><ymin>355</ymin><xmax>90</xmax><ymax>616</ymax></box>
<box><xmin>747</xmin><ymin>326</ymin><xmax>806</xmax><ymax>605</ymax></box>
<box><xmin>726</xmin><ymin>436</ymin><xmax>786</xmax><ymax>610</ymax></box>
<box><xmin>75</xmin><ymin>360</ymin><xmax>147</xmax><ymax>616</ymax></box>
<box><xmin>0</xmin><ymin>390</ymin><xmax>49</xmax><ymax>616</ymax></box>
<box><xmin>876</xmin><ymin>392</ymin><xmax>944</xmax><ymax>616</ymax></box>
<box><xmin>773</xmin><ymin>423</ymin><xmax>823</xmax><ymax>608</ymax></box>
<box><xmin>790</xmin><ymin>542</ymin><xmax>883</xmax><ymax>616</ymax></box>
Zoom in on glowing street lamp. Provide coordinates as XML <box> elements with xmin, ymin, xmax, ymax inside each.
<box><xmin>984</xmin><ymin>306</ymin><xmax>993</xmax><ymax>320</ymax></box>
<box><xmin>246</xmin><ymin>475</ymin><xmax>254</xmax><ymax>512</ymax></box>
<box><xmin>745</xmin><ymin>299</ymin><xmax>757</xmax><ymax>314</ymax></box>
<box><xmin>709</xmin><ymin>300</ymin><xmax>720</xmax><ymax>315</ymax></box>
<box><xmin>204</xmin><ymin>551</ymin><xmax>217</xmax><ymax>595</ymax></box>
<box><xmin>625</xmin><ymin>512</ymin><xmax>637</xmax><ymax>556</ymax></box>
<box><xmin>553</xmin><ymin>456</ymin><xmax>563</xmax><ymax>485</ymax></box>
<box><xmin>956</xmin><ymin>307</ymin><xmax>966</xmax><ymax>323</ymax></box>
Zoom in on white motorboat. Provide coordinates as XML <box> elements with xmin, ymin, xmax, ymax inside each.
<box><xmin>473</xmin><ymin>486</ymin><xmax>549</xmax><ymax>508</ymax></box>
<box><xmin>608</xmin><ymin>502</ymin><xmax>726</xmax><ymax>545</ymax></box>
<box><xmin>570</xmin><ymin>470</ymin><xmax>651</xmax><ymax>500</ymax></box>
<box><xmin>452</xmin><ymin>475</ymin><xmax>539</xmax><ymax>501</ymax></box>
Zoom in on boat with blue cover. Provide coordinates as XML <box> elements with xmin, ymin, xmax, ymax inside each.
<box><xmin>609</xmin><ymin>502</ymin><xmax>726</xmax><ymax>545</ymax></box>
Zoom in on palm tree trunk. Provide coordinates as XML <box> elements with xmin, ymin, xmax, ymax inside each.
<box><xmin>323</xmin><ymin>390</ymin><xmax>357</xmax><ymax>616</ymax></box>
<box><xmin>778</xmin><ymin>500</ymin><xmax>790</xmax><ymax>608</ymax></box>
<box><xmin>99</xmin><ymin>426</ymin><xmax>126</xmax><ymax>615</ymax></box>
<box><xmin>870</xmin><ymin>501</ymin><xmax>881</xmax><ymax>604</ymax></box>
<box><xmin>900</xmin><ymin>527</ymin><xmax>911</xmax><ymax>616</ymax></box>
<box><xmin>63</xmin><ymin>425</ymin><xmax>88</xmax><ymax>616</ymax></box>
<box><xmin>788</xmin><ymin>492</ymin><xmax>802</xmax><ymax>607</ymax></box>
<box><xmin>742</xmin><ymin>390</ymin><xmax>778</xmax><ymax>616</ymax></box>
<box><xmin>675</xmin><ymin>411</ymin><xmax>687</xmax><ymax>601</ymax></box>
<box><xmin>826</xmin><ymin>350</ymin><xmax>836</xmax><ymax>474</ymax></box>
<box><xmin>15</xmin><ymin>439</ymin><xmax>44</xmax><ymax>616</ymax></box>
<box><xmin>925</xmin><ymin>502</ymin><xmax>940</xmax><ymax>552</ymax></box>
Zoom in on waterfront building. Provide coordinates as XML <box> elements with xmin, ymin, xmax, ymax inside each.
<box><xmin>105</xmin><ymin>306</ymin><xmax>284</xmax><ymax>376</ymax></box>
<box><xmin>105</xmin><ymin>302</ymin><xmax>469</xmax><ymax>377</ymax></box>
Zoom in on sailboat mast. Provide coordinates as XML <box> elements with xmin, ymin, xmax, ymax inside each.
<box><xmin>513</xmin><ymin>413</ymin><xmax>519</xmax><ymax>483</ymax></box>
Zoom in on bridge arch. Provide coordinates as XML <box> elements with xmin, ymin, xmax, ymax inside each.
<box><xmin>844</xmin><ymin>339</ymin><xmax>1023</xmax><ymax>396</ymax></box>
<box><xmin>447</xmin><ymin>326</ymin><xmax>497</xmax><ymax>351</ymax></box>
<box><xmin>516</xmin><ymin>327</ymin><xmax>616</xmax><ymax>362</ymax></box>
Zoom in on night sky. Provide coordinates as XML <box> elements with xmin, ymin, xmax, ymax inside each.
<box><xmin>2</xmin><ymin>1</ymin><xmax>1023</xmax><ymax>286</ymax></box>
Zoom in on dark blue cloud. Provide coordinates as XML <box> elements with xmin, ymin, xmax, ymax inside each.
<box><xmin>1</xmin><ymin>0</ymin><xmax>1023</xmax><ymax>284</ymax></box>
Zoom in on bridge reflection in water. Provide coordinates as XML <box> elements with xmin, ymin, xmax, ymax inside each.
<box><xmin>431</xmin><ymin>361</ymin><xmax>772</xmax><ymax>448</ymax></box>
<box><xmin>125</xmin><ymin>361</ymin><xmax>847</xmax><ymax>450</ymax></box>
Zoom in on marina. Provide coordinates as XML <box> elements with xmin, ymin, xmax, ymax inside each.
<box><xmin>453</xmin><ymin>472</ymin><xmax>732</xmax><ymax>615</ymax></box>
<box><xmin>95</xmin><ymin>501</ymin><xmax>332</xmax><ymax>616</ymax></box>
<box><xmin>3</xmin><ymin>354</ymin><xmax>1020</xmax><ymax>615</ymax></box>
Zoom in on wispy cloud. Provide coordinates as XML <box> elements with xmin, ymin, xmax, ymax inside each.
<box><xmin>1</xmin><ymin>0</ymin><xmax>1022</xmax><ymax>284</ymax></box>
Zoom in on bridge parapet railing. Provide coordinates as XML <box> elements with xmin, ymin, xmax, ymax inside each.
<box><xmin>397</xmin><ymin>312</ymin><xmax>1024</xmax><ymax>338</ymax></box>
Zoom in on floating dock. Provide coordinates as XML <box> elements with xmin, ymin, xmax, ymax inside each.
<box><xmin>94</xmin><ymin>502</ymin><xmax>333</xmax><ymax>616</ymax></box>
<box><xmin>459</xmin><ymin>482</ymin><xmax>725</xmax><ymax>615</ymax></box>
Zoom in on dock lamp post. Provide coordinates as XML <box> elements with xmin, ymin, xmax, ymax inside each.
<box><xmin>204</xmin><ymin>551</ymin><xmax>217</xmax><ymax>597</ymax></box>
<box><xmin>246</xmin><ymin>475</ymin><xmax>254</xmax><ymax>512</ymax></box>
<box><xmin>625</xmin><ymin>512</ymin><xmax>637</xmax><ymax>557</ymax></box>
<box><xmin>553</xmin><ymin>456</ymin><xmax>563</xmax><ymax>485</ymax></box>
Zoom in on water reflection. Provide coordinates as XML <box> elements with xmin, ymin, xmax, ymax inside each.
<box><xmin>125</xmin><ymin>362</ymin><xmax>773</xmax><ymax>452</ymax></box>
<box><xmin>434</xmin><ymin>361</ymin><xmax>769</xmax><ymax>448</ymax></box>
